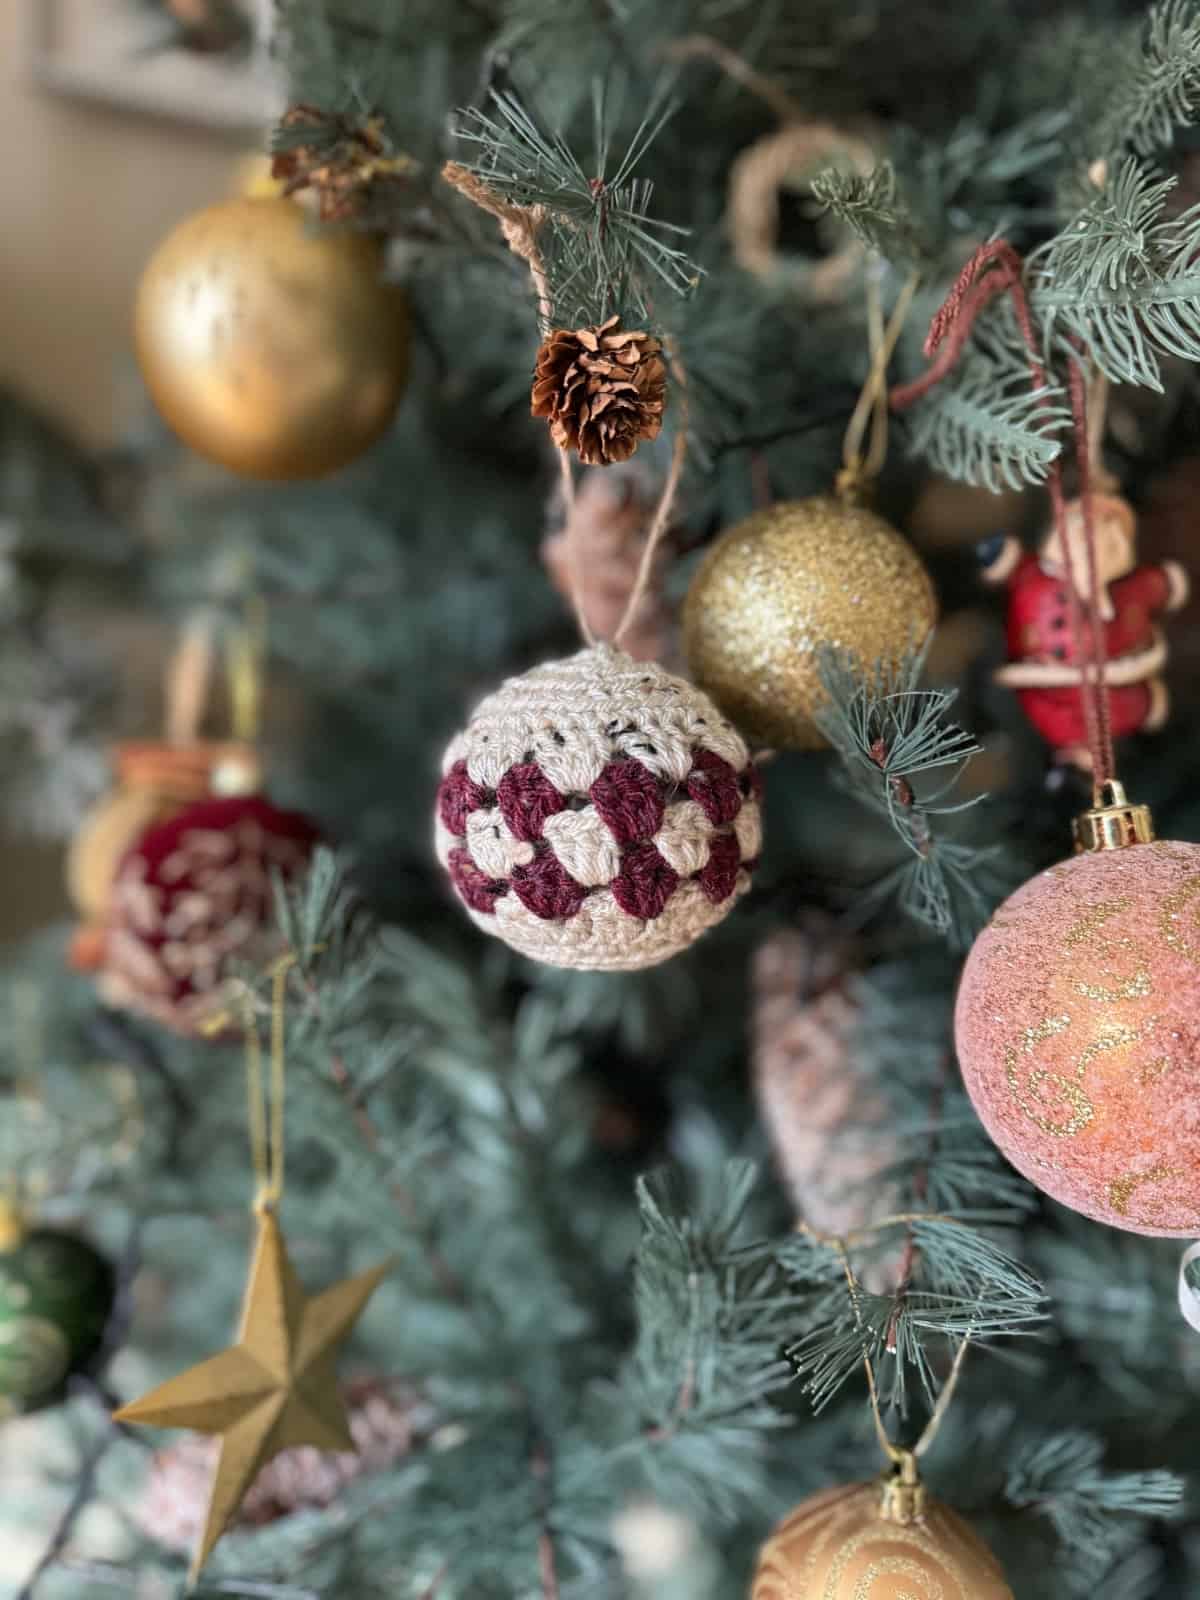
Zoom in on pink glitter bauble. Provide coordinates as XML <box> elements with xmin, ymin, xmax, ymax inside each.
<box><xmin>955</xmin><ymin>840</ymin><xmax>1200</xmax><ymax>1234</ymax></box>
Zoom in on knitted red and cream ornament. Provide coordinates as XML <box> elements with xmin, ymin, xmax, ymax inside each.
<box><xmin>436</xmin><ymin>645</ymin><xmax>762</xmax><ymax>969</ymax></box>
<box><xmin>67</xmin><ymin>740</ymin><xmax>261</xmax><ymax>973</ymax></box>
<box><xmin>101</xmin><ymin>793</ymin><xmax>321</xmax><ymax>1034</ymax></box>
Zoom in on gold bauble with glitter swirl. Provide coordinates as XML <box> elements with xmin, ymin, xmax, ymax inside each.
<box><xmin>682</xmin><ymin>496</ymin><xmax>937</xmax><ymax>749</ymax></box>
<box><xmin>134</xmin><ymin>197</ymin><xmax>409</xmax><ymax>480</ymax></box>
<box><xmin>753</xmin><ymin>1464</ymin><xmax>1013</xmax><ymax>1600</ymax></box>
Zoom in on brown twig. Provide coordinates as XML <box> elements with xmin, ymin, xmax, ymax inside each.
<box><xmin>538</xmin><ymin>1532</ymin><xmax>560</xmax><ymax>1599</ymax></box>
<box><xmin>884</xmin><ymin>1053</ymin><xmax>949</xmax><ymax>1353</ymax></box>
<box><xmin>750</xmin><ymin>449</ymin><xmax>772</xmax><ymax>507</ymax></box>
<box><xmin>662</xmin><ymin>33</ymin><xmax>805</xmax><ymax>122</ymax></box>
<box><xmin>532</xmin><ymin>1442</ymin><xmax>561</xmax><ymax>1600</ymax></box>
<box><xmin>16</xmin><ymin>1427</ymin><xmax>122</xmax><ymax>1600</ymax></box>
<box><xmin>441</xmin><ymin>161</ymin><xmax>553</xmax><ymax>327</ymax></box>
<box><xmin>643</xmin><ymin>1267</ymin><xmax>699</xmax><ymax>1443</ymax></box>
<box><xmin>644</xmin><ymin>1363</ymin><xmax>696</xmax><ymax>1443</ymax></box>
<box><xmin>869</xmin><ymin>737</ymin><xmax>931</xmax><ymax>860</ymax></box>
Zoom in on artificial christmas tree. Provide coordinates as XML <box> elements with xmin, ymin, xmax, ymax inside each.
<box><xmin>6</xmin><ymin>1</ymin><xmax>1200</xmax><ymax>1597</ymax></box>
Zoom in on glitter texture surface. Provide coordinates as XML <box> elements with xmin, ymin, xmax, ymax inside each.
<box><xmin>955</xmin><ymin>840</ymin><xmax>1200</xmax><ymax>1234</ymax></box>
<box><xmin>752</xmin><ymin>1481</ymin><xmax>1013</xmax><ymax>1600</ymax></box>
<box><xmin>682</xmin><ymin>496</ymin><xmax>937</xmax><ymax>749</ymax></box>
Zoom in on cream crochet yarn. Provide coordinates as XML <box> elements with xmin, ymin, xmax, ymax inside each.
<box><xmin>435</xmin><ymin>645</ymin><xmax>763</xmax><ymax>969</ymax></box>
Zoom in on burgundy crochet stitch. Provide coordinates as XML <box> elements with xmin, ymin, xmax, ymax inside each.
<box><xmin>438</xmin><ymin>748</ymin><xmax>759</xmax><ymax>922</ymax></box>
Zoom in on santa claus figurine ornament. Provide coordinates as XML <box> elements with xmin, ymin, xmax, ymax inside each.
<box><xmin>981</xmin><ymin>491</ymin><xmax>1188</xmax><ymax>769</ymax></box>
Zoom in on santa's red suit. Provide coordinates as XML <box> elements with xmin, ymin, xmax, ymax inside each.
<box><xmin>982</xmin><ymin>495</ymin><xmax>1188</xmax><ymax>765</ymax></box>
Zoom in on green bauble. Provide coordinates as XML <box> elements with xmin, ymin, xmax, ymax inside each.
<box><xmin>0</xmin><ymin>1227</ymin><xmax>116</xmax><ymax>1416</ymax></box>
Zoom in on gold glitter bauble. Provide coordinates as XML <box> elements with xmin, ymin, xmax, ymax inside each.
<box><xmin>682</xmin><ymin>496</ymin><xmax>937</xmax><ymax>748</ymax></box>
<box><xmin>753</xmin><ymin>1473</ymin><xmax>1013</xmax><ymax>1600</ymax></box>
<box><xmin>134</xmin><ymin>197</ymin><xmax>409</xmax><ymax>480</ymax></box>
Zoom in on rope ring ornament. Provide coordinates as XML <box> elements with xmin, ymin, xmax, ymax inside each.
<box><xmin>728</xmin><ymin>121</ymin><xmax>876</xmax><ymax>303</ymax></box>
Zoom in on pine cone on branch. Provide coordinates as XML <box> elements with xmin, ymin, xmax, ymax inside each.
<box><xmin>133</xmin><ymin>1378</ymin><xmax>429</xmax><ymax>1554</ymax></box>
<box><xmin>532</xmin><ymin>315</ymin><xmax>667</xmax><ymax>465</ymax></box>
<box><xmin>271</xmin><ymin>104</ymin><xmax>415</xmax><ymax>224</ymax></box>
<box><xmin>163</xmin><ymin>0</ymin><xmax>249</xmax><ymax>53</ymax></box>
<box><xmin>752</xmin><ymin>926</ymin><xmax>901</xmax><ymax>1289</ymax></box>
<box><xmin>541</xmin><ymin>462</ymin><xmax>674</xmax><ymax>662</ymax></box>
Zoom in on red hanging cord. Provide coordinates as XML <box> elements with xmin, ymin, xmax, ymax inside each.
<box><xmin>890</xmin><ymin>241</ymin><xmax>1114</xmax><ymax>785</ymax></box>
<box><xmin>1066</xmin><ymin>355</ymin><xmax>1116</xmax><ymax>784</ymax></box>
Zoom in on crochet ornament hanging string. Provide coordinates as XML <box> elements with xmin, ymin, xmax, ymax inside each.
<box><xmin>839</xmin><ymin>262</ymin><xmax>918</xmax><ymax>503</ymax></box>
<box><xmin>890</xmin><ymin>240</ymin><xmax>1116</xmax><ymax>788</ymax></box>
<box><xmin>441</xmin><ymin>158</ymin><xmax>686</xmax><ymax>652</ymax></box>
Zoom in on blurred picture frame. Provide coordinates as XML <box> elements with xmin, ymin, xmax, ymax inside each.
<box><xmin>28</xmin><ymin>0</ymin><xmax>282</xmax><ymax>131</ymax></box>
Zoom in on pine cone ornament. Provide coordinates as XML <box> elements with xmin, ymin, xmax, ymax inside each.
<box><xmin>436</xmin><ymin>644</ymin><xmax>762</xmax><ymax>970</ymax></box>
<box><xmin>101</xmin><ymin>793</ymin><xmax>321</xmax><ymax>1035</ymax></box>
<box><xmin>271</xmin><ymin>104</ymin><xmax>414</xmax><ymax>223</ymax></box>
<box><xmin>541</xmin><ymin>463</ymin><xmax>674</xmax><ymax>662</ymax></box>
<box><xmin>133</xmin><ymin>1379</ymin><xmax>423</xmax><ymax>1555</ymax></box>
<box><xmin>164</xmin><ymin>0</ymin><xmax>248</xmax><ymax>53</ymax></box>
<box><xmin>753</xmin><ymin>928</ymin><xmax>900</xmax><ymax>1282</ymax></box>
<box><xmin>532</xmin><ymin>316</ymin><xmax>667</xmax><ymax>465</ymax></box>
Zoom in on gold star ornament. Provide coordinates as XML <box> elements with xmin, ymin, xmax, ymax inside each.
<box><xmin>115</xmin><ymin>1209</ymin><xmax>391</xmax><ymax>1580</ymax></box>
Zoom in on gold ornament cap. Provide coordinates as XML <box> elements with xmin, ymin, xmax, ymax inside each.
<box><xmin>114</xmin><ymin>739</ymin><xmax>261</xmax><ymax>801</ymax></box>
<box><xmin>879</xmin><ymin>1451</ymin><xmax>926</xmax><ymax>1525</ymax></box>
<box><xmin>0</xmin><ymin>1199</ymin><xmax>28</xmax><ymax>1252</ymax></box>
<box><xmin>209</xmin><ymin>742</ymin><xmax>264</xmax><ymax>797</ymax></box>
<box><xmin>1073</xmin><ymin>779</ymin><xmax>1155</xmax><ymax>854</ymax></box>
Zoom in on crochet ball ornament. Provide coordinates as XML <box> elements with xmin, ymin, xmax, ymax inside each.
<box><xmin>102</xmin><ymin>793</ymin><xmax>321</xmax><ymax>1034</ymax></box>
<box><xmin>0</xmin><ymin>1217</ymin><xmax>115</xmax><ymax>1418</ymax></box>
<box><xmin>435</xmin><ymin>645</ymin><xmax>762</xmax><ymax>970</ymax></box>
<box><xmin>135</xmin><ymin>197</ymin><xmax>409</xmax><ymax>479</ymax></box>
<box><xmin>955</xmin><ymin>834</ymin><xmax>1200</xmax><ymax>1234</ymax></box>
<box><xmin>752</xmin><ymin>1466</ymin><xmax>1013</xmax><ymax>1600</ymax></box>
<box><xmin>67</xmin><ymin>741</ymin><xmax>261</xmax><ymax>972</ymax></box>
<box><xmin>682</xmin><ymin>496</ymin><xmax>937</xmax><ymax>749</ymax></box>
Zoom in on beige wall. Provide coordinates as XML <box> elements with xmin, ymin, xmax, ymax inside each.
<box><xmin>0</xmin><ymin>0</ymin><xmax>244</xmax><ymax>446</ymax></box>
<box><xmin>0</xmin><ymin>2</ymin><xmax>248</xmax><ymax>940</ymax></box>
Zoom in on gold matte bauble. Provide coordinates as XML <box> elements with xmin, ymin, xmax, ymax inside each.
<box><xmin>134</xmin><ymin>198</ymin><xmax>409</xmax><ymax>480</ymax></box>
<box><xmin>682</xmin><ymin>496</ymin><xmax>937</xmax><ymax>749</ymax></box>
<box><xmin>752</xmin><ymin>1471</ymin><xmax>1013</xmax><ymax>1600</ymax></box>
